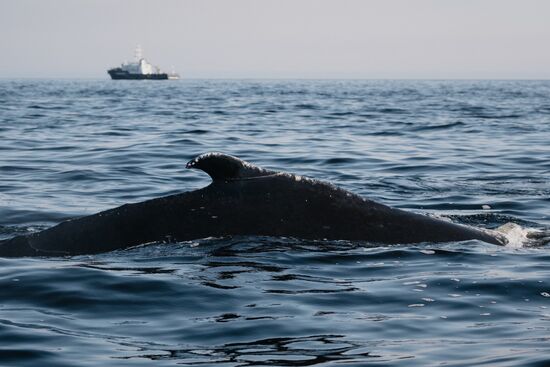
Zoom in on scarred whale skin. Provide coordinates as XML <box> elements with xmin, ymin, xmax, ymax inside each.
<box><xmin>0</xmin><ymin>152</ymin><xmax>504</xmax><ymax>257</ymax></box>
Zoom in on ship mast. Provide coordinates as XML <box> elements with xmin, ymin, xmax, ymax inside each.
<box><xmin>134</xmin><ymin>45</ymin><xmax>143</xmax><ymax>61</ymax></box>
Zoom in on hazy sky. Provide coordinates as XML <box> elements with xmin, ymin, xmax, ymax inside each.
<box><xmin>2</xmin><ymin>0</ymin><xmax>549</xmax><ymax>79</ymax></box>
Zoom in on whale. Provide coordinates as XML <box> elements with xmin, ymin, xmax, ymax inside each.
<box><xmin>0</xmin><ymin>152</ymin><xmax>507</xmax><ymax>257</ymax></box>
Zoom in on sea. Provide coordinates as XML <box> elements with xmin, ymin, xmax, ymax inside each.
<box><xmin>0</xmin><ymin>79</ymin><xmax>549</xmax><ymax>366</ymax></box>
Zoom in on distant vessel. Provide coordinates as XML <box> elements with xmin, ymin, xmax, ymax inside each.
<box><xmin>108</xmin><ymin>46</ymin><xmax>179</xmax><ymax>80</ymax></box>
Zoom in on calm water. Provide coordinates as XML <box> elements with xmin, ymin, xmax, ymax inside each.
<box><xmin>0</xmin><ymin>79</ymin><xmax>549</xmax><ymax>366</ymax></box>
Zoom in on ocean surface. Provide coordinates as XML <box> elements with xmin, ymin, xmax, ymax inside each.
<box><xmin>0</xmin><ymin>79</ymin><xmax>549</xmax><ymax>366</ymax></box>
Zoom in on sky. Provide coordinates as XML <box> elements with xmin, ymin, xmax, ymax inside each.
<box><xmin>1</xmin><ymin>0</ymin><xmax>549</xmax><ymax>79</ymax></box>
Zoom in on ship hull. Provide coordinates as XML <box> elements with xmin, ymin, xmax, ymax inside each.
<box><xmin>108</xmin><ymin>68</ymin><xmax>169</xmax><ymax>80</ymax></box>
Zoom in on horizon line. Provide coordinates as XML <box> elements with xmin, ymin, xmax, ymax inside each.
<box><xmin>1</xmin><ymin>76</ymin><xmax>550</xmax><ymax>81</ymax></box>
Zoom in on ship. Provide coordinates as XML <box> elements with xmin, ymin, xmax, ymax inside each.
<box><xmin>108</xmin><ymin>46</ymin><xmax>179</xmax><ymax>80</ymax></box>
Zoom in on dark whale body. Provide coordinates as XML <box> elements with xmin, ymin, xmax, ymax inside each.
<box><xmin>0</xmin><ymin>153</ymin><xmax>505</xmax><ymax>257</ymax></box>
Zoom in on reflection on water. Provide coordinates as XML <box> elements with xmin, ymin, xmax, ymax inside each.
<box><xmin>118</xmin><ymin>335</ymin><xmax>378</xmax><ymax>366</ymax></box>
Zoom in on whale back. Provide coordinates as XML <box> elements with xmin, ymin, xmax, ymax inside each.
<box><xmin>0</xmin><ymin>152</ymin><xmax>506</xmax><ymax>257</ymax></box>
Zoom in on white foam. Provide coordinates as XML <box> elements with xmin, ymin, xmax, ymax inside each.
<box><xmin>496</xmin><ymin>223</ymin><xmax>528</xmax><ymax>248</ymax></box>
<box><xmin>493</xmin><ymin>222</ymin><xmax>549</xmax><ymax>249</ymax></box>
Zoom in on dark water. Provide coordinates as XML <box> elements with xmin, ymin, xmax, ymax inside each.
<box><xmin>0</xmin><ymin>79</ymin><xmax>549</xmax><ymax>366</ymax></box>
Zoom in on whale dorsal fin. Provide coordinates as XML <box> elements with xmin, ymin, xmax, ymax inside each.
<box><xmin>186</xmin><ymin>152</ymin><xmax>275</xmax><ymax>181</ymax></box>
